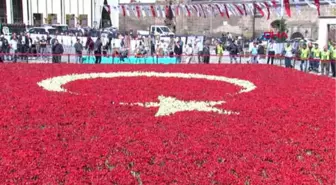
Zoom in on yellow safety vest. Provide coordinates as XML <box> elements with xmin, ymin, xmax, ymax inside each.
<box><xmin>321</xmin><ymin>51</ymin><xmax>330</xmax><ymax>60</ymax></box>
<box><xmin>332</xmin><ymin>49</ymin><xmax>336</xmax><ymax>59</ymax></box>
<box><xmin>312</xmin><ymin>48</ymin><xmax>320</xmax><ymax>58</ymax></box>
<box><xmin>300</xmin><ymin>48</ymin><xmax>309</xmax><ymax>59</ymax></box>
<box><xmin>216</xmin><ymin>45</ymin><xmax>223</xmax><ymax>55</ymax></box>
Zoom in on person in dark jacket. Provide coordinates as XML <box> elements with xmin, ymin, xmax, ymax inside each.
<box><xmin>94</xmin><ymin>37</ymin><xmax>102</xmax><ymax>64</ymax></box>
<box><xmin>174</xmin><ymin>41</ymin><xmax>183</xmax><ymax>63</ymax></box>
<box><xmin>52</xmin><ymin>39</ymin><xmax>64</xmax><ymax>63</ymax></box>
<box><xmin>0</xmin><ymin>35</ymin><xmax>9</xmax><ymax>62</ymax></box>
<box><xmin>203</xmin><ymin>40</ymin><xmax>211</xmax><ymax>64</ymax></box>
<box><xmin>74</xmin><ymin>38</ymin><xmax>83</xmax><ymax>63</ymax></box>
<box><xmin>23</xmin><ymin>33</ymin><xmax>31</xmax><ymax>62</ymax></box>
<box><xmin>85</xmin><ymin>36</ymin><xmax>94</xmax><ymax>57</ymax></box>
<box><xmin>227</xmin><ymin>40</ymin><xmax>239</xmax><ymax>63</ymax></box>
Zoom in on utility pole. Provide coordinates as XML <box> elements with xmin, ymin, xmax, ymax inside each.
<box><xmin>252</xmin><ymin>2</ymin><xmax>256</xmax><ymax>39</ymax></box>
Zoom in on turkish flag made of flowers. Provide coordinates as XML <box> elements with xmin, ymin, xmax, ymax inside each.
<box><xmin>0</xmin><ymin>64</ymin><xmax>334</xmax><ymax>184</ymax></box>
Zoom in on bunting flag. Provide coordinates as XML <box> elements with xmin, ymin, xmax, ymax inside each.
<box><xmin>150</xmin><ymin>5</ymin><xmax>156</xmax><ymax>17</ymax></box>
<box><xmin>199</xmin><ymin>4</ymin><xmax>206</xmax><ymax>18</ymax></box>
<box><xmin>254</xmin><ymin>3</ymin><xmax>265</xmax><ymax>17</ymax></box>
<box><xmin>271</xmin><ymin>0</ymin><xmax>277</xmax><ymax>9</ymax></box>
<box><xmin>185</xmin><ymin>5</ymin><xmax>191</xmax><ymax>17</ymax></box>
<box><xmin>192</xmin><ymin>5</ymin><xmax>200</xmax><ymax>17</ymax></box>
<box><xmin>120</xmin><ymin>5</ymin><xmax>126</xmax><ymax>16</ymax></box>
<box><xmin>234</xmin><ymin>4</ymin><xmax>244</xmax><ymax>16</ymax></box>
<box><xmin>165</xmin><ymin>5</ymin><xmax>171</xmax><ymax>19</ymax></box>
<box><xmin>125</xmin><ymin>5</ymin><xmax>131</xmax><ymax>16</ymax></box>
<box><xmin>227</xmin><ymin>4</ymin><xmax>236</xmax><ymax>16</ymax></box>
<box><xmin>284</xmin><ymin>0</ymin><xmax>291</xmax><ymax>17</ymax></box>
<box><xmin>215</xmin><ymin>4</ymin><xmax>224</xmax><ymax>17</ymax></box>
<box><xmin>136</xmin><ymin>5</ymin><xmax>141</xmax><ymax>18</ymax></box>
<box><xmin>247</xmin><ymin>3</ymin><xmax>254</xmax><ymax>15</ymax></box>
<box><xmin>314</xmin><ymin>0</ymin><xmax>320</xmax><ymax>16</ymax></box>
<box><xmin>156</xmin><ymin>6</ymin><xmax>162</xmax><ymax>17</ymax></box>
<box><xmin>207</xmin><ymin>4</ymin><xmax>213</xmax><ymax>17</ymax></box>
<box><xmin>114</xmin><ymin>2</ymin><xmax>322</xmax><ymax>19</ymax></box>
<box><xmin>160</xmin><ymin>5</ymin><xmax>166</xmax><ymax>17</ymax></box>
<box><xmin>112</xmin><ymin>6</ymin><xmax>119</xmax><ymax>14</ymax></box>
<box><xmin>141</xmin><ymin>5</ymin><xmax>147</xmax><ymax>17</ymax></box>
<box><xmin>264</xmin><ymin>2</ymin><xmax>270</xmax><ymax>20</ymax></box>
<box><xmin>224</xmin><ymin>4</ymin><xmax>230</xmax><ymax>18</ymax></box>
<box><xmin>242</xmin><ymin>4</ymin><xmax>247</xmax><ymax>16</ymax></box>
<box><xmin>175</xmin><ymin>4</ymin><xmax>180</xmax><ymax>16</ymax></box>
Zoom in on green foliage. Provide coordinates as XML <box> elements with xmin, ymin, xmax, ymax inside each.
<box><xmin>270</xmin><ymin>19</ymin><xmax>288</xmax><ymax>42</ymax></box>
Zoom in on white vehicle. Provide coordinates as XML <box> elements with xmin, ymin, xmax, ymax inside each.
<box><xmin>138</xmin><ymin>25</ymin><xmax>175</xmax><ymax>37</ymax></box>
<box><xmin>27</xmin><ymin>26</ymin><xmax>57</xmax><ymax>35</ymax></box>
<box><xmin>150</xmin><ymin>25</ymin><xmax>174</xmax><ymax>36</ymax></box>
<box><xmin>50</xmin><ymin>24</ymin><xmax>68</xmax><ymax>32</ymax></box>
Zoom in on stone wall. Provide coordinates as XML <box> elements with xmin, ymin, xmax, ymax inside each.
<box><xmin>119</xmin><ymin>4</ymin><xmax>334</xmax><ymax>39</ymax></box>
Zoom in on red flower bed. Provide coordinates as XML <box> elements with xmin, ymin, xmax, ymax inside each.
<box><xmin>0</xmin><ymin>64</ymin><xmax>334</xmax><ymax>184</ymax></box>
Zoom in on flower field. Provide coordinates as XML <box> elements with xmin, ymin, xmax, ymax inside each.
<box><xmin>0</xmin><ymin>64</ymin><xmax>334</xmax><ymax>184</ymax></box>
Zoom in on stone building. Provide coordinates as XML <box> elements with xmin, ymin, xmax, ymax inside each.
<box><xmin>120</xmin><ymin>3</ymin><xmax>334</xmax><ymax>41</ymax></box>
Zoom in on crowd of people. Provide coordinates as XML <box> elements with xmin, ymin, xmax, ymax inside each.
<box><xmin>0</xmin><ymin>31</ymin><xmax>335</xmax><ymax>77</ymax></box>
<box><xmin>247</xmin><ymin>39</ymin><xmax>336</xmax><ymax>77</ymax></box>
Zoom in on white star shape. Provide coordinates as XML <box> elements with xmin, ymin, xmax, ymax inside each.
<box><xmin>119</xmin><ymin>96</ymin><xmax>239</xmax><ymax>117</ymax></box>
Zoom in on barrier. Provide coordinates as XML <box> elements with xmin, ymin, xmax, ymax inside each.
<box><xmin>0</xmin><ymin>52</ymin><xmax>334</xmax><ymax>63</ymax></box>
<box><xmin>82</xmin><ymin>56</ymin><xmax>177</xmax><ymax>64</ymax></box>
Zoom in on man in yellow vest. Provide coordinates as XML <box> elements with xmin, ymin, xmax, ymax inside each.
<box><xmin>320</xmin><ymin>45</ymin><xmax>331</xmax><ymax>76</ymax></box>
<box><xmin>331</xmin><ymin>43</ymin><xmax>336</xmax><ymax>77</ymax></box>
<box><xmin>282</xmin><ymin>42</ymin><xmax>293</xmax><ymax>68</ymax></box>
<box><xmin>216</xmin><ymin>41</ymin><xmax>224</xmax><ymax>64</ymax></box>
<box><xmin>311</xmin><ymin>44</ymin><xmax>321</xmax><ymax>72</ymax></box>
<box><xmin>300</xmin><ymin>44</ymin><xmax>310</xmax><ymax>72</ymax></box>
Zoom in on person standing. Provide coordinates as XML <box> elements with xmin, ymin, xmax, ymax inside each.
<box><xmin>202</xmin><ymin>40</ymin><xmax>210</xmax><ymax>64</ymax></box>
<box><xmin>195</xmin><ymin>38</ymin><xmax>203</xmax><ymax>64</ymax></box>
<box><xmin>9</xmin><ymin>36</ymin><xmax>18</xmax><ymax>63</ymax></box>
<box><xmin>300</xmin><ymin>44</ymin><xmax>310</xmax><ymax>72</ymax></box>
<box><xmin>216</xmin><ymin>41</ymin><xmax>224</xmax><ymax>64</ymax></box>
<box><xmin>307</xmin><ymin>43</ymin><xmax>315</xmax><ymax>71</ymax></box>
<box><xmin>23</xmin><ymin>33</ymin><xmax>31</xmax><ymax>62</ymax></box>
<box><xmin>249</xmin><ymin>42</ymin><xmax>258</xmax><ymax>64</ymax></box>
<box><xmin>331</xmin><ymin>43</ymin><xmax>336</xmax><ymax>77</ymax></box>
<box><xmin>52</xmin><ymin>39</ymin><xmax>64</xmax><ymax>63</ymax></box>
<box><xmin>0</xmin><ymin>35</ymin><xmax>9</xmax><ymax>61</ymax></box>
<box><xmin>320</xmin><ymin>46</ymin><xmax>330</xmax><ymax>76</ymax></box>
<box><xmin>283</xmin><ymin>42</ymin><xmax>293</xmax><ymax>68</ymax></box>
<box><xmin>94</xmin><ymin>37</ymin><xmax>102</xmax><ymax>64</ymax></box>
<box><xmin>267</xmin><ymin>40</ymin><xmax>276</xmax><ymax>65</ymax></box>
<box><xmin>85</xmin><ymin>36</ymin><xmax>94</xmax><ymax>61</ymax></box>
<box><xmin>174</xmin><ymin>40</ymin><xmax>183</xmax><ymax>64</ymax></box>
<box><xmin>311</xmin><ymin>44</ymin><xmax>320</xmax><ymax>72</ymax></box>
<box><xmin>74</xmin><ymin>38</ymin><xmax>83</xmax><ymax>63</ymax></box>
<box><xmin>185</xmin><ymin>43</ymin><xmax>193</xmax><ymax>64</ymax></box>
<box><xmin>228</xmin><ymin>40</ymin><xmax>238</xmax><ymax>64</ymax></box>
<box><xmin>40</xmin><ymin>36</ymin><xmax>47</xmax><ymax>62</ymax></box>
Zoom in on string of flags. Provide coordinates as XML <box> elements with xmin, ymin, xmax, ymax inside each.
<box><xmin>107</xmin><ymin>0</ymin><xmax>322</xmax><ymax>19</ymax></box>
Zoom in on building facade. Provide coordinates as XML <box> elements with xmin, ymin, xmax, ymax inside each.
<box><xmin>0</xmin><ymin>0</ymin><xmax>124</xmax><ymax>28</ymax></box>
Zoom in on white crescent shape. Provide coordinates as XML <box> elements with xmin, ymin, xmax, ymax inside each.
<box><xmin>37</xmin><ymin>71</ymin><xmax>256</xmax><ymax>94</ymax></box>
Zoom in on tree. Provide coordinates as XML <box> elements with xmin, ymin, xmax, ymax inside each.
<box><xmin>100</xmin><ymin>0</ymin><xmax>112</xmax><ymax>29</ymax></box>
<box><xmin>270</xmin><ymin>19</ymin><xmax>288</xmax><ymax>42</ymax></box>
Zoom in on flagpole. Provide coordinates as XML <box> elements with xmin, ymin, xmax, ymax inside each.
<box><xmin>280</xmin><ymin>0</ymin><xmax>284</xmax><ymax>41</ymax></box>
<box><xmin>210</xmin><ymin>0</ymin><xmax>213</xmax><ymax>36</ymax></box>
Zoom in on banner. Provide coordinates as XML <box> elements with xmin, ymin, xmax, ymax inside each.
<box><xmin>116</xmin><ymin>1</ymin><xmax>319</xmax><ymax>19</ymax></box>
